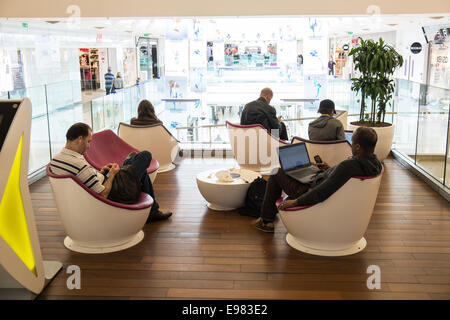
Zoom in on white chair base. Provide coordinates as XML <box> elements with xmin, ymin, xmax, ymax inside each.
<box><xmin>207</xmin><ymin>203</ymin><xmax>236</xmax><ymax>211</ymax></box>
<box><xmin>63</xmin><ymin>231</ymin><xmax>145</xmax><ymax>254</ymax></box>
<box><xmin>285</xmin><ymin>233</ymin><xmax>367</xmax><ymax>257</ymax></box>
<box><xmin>157</xmin><ymin>163</ymin><xmax>176</xmax><ymax>173</ymax></box>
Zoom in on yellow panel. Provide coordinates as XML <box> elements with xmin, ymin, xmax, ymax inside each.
<box><xmin>0</xmin><ymin>135</ymin><xmax>36</xmax><ymax>275</ymax></box>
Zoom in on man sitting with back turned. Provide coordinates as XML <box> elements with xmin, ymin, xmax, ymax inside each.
<box><xmin>308</xmin><ymin>99</ymin><xmax>345</xmax><ymax>141</ymax></box>
<box><xmin>50</xmin><ymin>122</ymin><xmax>172</xmax><ymax>223</ymax></box>
<box><xmin>241</xmin><ymin>87</ymin><xmax>288</xmax><ymax>141</ymax></box>
<box><xmin>252</xmin><ymin>127</ymin><xmax>382</xmax><ymax>233</ymax></box>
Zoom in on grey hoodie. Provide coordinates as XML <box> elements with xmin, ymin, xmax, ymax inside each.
<box><xmin>308</xmin><ymin>115</ymin><xmax>345</xmax><ymax>141</ymax></box>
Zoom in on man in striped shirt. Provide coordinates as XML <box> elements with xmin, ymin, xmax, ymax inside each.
<box><xmin>104</xmin><ymin>67</ymin><xmax>115</xmax><ymax>95</ymax></box>
<box><xmin>50</xmin><ymin>122</ymin><xmax>172</xmax><ymax>222</ymax></box>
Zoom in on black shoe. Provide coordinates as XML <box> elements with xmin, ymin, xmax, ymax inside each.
<box><xmin>147</xmin><ymin>210</ymin><xmax>172</xmax><ymax>223</ymax></box>
<box><xmin>252</xmin><ymin>217</ymin><xmax>274</xmax><ymax>233</ymax></box>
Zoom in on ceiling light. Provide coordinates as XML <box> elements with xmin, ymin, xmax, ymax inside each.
<box><xmin>430</xmin><ymin>16</ymin><xmax>444</xmax><ymax>19</ymax></box>
<box><xmin>95</xmin><ymin>26</ymin><xmax>105</xmax><ymax>29</ymax></box>
<box><xmin>45</xmin><ymin>20</ymin><xmax>60</xmax><ymax>24</ymax></box>
<box><xmin>388</xmin><ymin>24</ymin><xmax>398</xmax><ymax>26</ymax></box>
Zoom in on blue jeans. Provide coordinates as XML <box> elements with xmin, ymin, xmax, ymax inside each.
<box><xmin>106</xmin><ymin>86</ymin><xmax>112</xmax><ymax>95</ymax></box>
<box><xmin>122</xmin><ymin>151</ymin><xmax>160</xmax><ymax>213</ymax></box>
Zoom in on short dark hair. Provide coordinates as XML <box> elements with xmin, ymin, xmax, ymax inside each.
<box><xmin>353</xmin><ymin>127</ymin><xmax>377</xmax><ymax>152</ymax></box>
<box><xmin>66</xmin><ymin>122</ymin><xmax>92</xmax><ymax>141</ymax></box>
<box><xmin>318</xmin><ymin>99</ymin><xmax>336</xmax><ymax>114</ymax></box>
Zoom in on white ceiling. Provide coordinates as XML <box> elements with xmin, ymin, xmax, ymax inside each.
<box><xmin>1</xmin><ymin>15</ymin><xmax>449</xmax><ymax>39</ymax></box>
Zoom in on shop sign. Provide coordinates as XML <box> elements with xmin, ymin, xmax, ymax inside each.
<box><xmin>351</xmin><ymin>38</ymin><xmax>359</xmax><ymax>45</ymax></box>
<box><xmin>343</xmin><ymin>44</ymin><xmax>349</xmax><ymax>51</ymax></box>
<box><xmin>410</xmin><ymin>42</ymin><xmax>422</xmax><ymax>54</ymax></box>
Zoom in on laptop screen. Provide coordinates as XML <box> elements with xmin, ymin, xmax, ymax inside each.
<box><xmin>278</xmin><ymin>143</ymin><xmax>310</xmax><ymax>171</ymax></box>
<box><xmin>345</xmin><ymin>131</ymin><xmax>353</xmax><ymax>145</ymax></box>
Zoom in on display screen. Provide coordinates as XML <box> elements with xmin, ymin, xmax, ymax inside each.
<box><xmin>278</xmin><ymin>143</ymin><xmax>310</xmax><ymax>171</ymax></box>
<box><xmin>345</xmin><ymin>131</ymin><xmax>353</xmax><ymax>145</ymax></box>
<box><xmin>422</xmin><ymin>24</ymin><xmax>450</xmax><ymax>43</ymax></box>
<box><xmin>0</xmin><ymin>101</ymin><xmax>19</xmax><ymax>152</ymax></box>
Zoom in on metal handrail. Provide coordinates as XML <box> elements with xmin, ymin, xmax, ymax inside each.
<box><xmin>175</xmin><ymin>112</ymin><xmax>399</xmax><ymax>130</ymax></box>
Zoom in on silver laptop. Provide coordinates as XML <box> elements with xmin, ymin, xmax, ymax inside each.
<box><xmin>277</xmin><ymin>142</ymin><xmax>321</xmax><ymax>183</ymax></box>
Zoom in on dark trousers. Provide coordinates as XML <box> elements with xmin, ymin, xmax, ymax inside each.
<box><xmin>122</xmin><ymin>151</ymin><xmax>160</xmax><ymax>213</ymax></box>
<box><xmin>260</xmin><ymin>169</ymin><xmax>310</xmax><ymax>222</ymax></box>
<box><xmin>106</xmin><ymin>86</ymin><xmax>112</xmax><ymax>95</ymax></box>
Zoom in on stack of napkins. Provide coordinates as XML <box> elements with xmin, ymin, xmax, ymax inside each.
<box><xmin>215</xmin><ymin>170</ymin><xmax>234</xmax><ymax>182</ymax></box>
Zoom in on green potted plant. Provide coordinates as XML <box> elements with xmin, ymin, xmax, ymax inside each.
<box><xmin>347</xmin><ymin>37</ymin><xmax>404</xmax><ymax>161</ymax></box>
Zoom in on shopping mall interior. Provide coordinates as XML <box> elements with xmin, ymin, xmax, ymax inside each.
<box><xmin>0</xmin><ymin>0</ymin><xmax>450</xmax><ymax>302</ymax></box>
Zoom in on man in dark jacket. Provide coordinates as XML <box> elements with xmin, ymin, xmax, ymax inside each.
<box><xmin>252</xmin><ymin>126</ymin><xmax>382</xmax><ymax>233</ymax></box>
<box><xmin>241</xmin><ymin>88</ymin><xmax>288</xmax><ymax>140</ymax></box>
<box><xmin>308</xmin><ymin>99</ymin><xmax>345</xmax><ymax>141</ymax></box>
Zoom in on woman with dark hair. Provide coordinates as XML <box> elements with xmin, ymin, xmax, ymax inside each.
<box><xmin>130</xmin><ymin>100</ymin><xmax>163</xmax><ymax>126</ymax></box>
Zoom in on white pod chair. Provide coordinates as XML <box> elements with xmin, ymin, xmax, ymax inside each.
<box><xmin>46</xmin><ymin>164</ymin><xmax>153</xmax><ymax>254</ymax></box>
<box><xmin>291</xmin><ymin>136</ymin><xmax>352</xmax><ymax>167</ymax></box>
<box><xmin>118</xmin><ymin>122</ymin><xmax>180</xmax><ymax>173</ymax></box>
<box><xmin>277</xmin><ymin>167</ymin><xmax>383</xmax><ymax>256</ymax></box>
<box><xmin>335</xmin><ymin>110</ymin><xmax>348</xmax><ymax>130</ymax></box>
<box><xmin>226</xmin><ymin>121</ymin><xmax>290</xmax><ymax>175</ymax></box>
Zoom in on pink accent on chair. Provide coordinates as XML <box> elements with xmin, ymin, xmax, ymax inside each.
<box><xmin>275</xmin><ymin>171</ymin><xmax>381</xmax><ymax>211</ymax></box>
<box><xmin>118</xmin><ymin>122</ymin><xmax>180</xmax><ymax>173</ymax></box>
<box><xmin>276</xmin><ymin>167</ymin><xmax>384</xmax><ymax>256</ymax></box>
<box><xmin>226</xmin><ymin>121</ymin><xmax>290</xmax><ymax>145</ymax></box>
<box><xmin>84</xmin><ymin>129</ymin><xmax>159</xmax><ymax>179</ymax></box>
<box><xmin>226</xmin><ymin>121</ymin><xmax>290</xmax><ymax>174</ymax></box>
<box><xmin>46</xmin><ymin>165</ymin><xmax>153</xmax><ymax>210</ymax></box>
<box><xmin>46</xmin><ymin>164</ymin><xmax>153</xmax><ymax>254</ymax></box>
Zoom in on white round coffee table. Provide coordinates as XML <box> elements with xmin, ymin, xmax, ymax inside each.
<box><xmin>196</xmin><ymin>168</ymin><xmax>262</xmax><ymax>211</ymax></box>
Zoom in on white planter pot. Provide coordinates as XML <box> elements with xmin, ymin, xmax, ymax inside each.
<box><xmin>348</xmin><ymin>123</ymin><xmax>394</xmax><ymax>162</ymax></box>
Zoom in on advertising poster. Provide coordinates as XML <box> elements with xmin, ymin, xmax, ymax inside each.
<box><xmin>213</xmin><ymin>41</ymin><xmax>225</xmax><ymax>67</ymax></box>
<box><xmin>190</xmin><ymin>67</ymin><xmax>206</xmax><ymax>92</ymax></box>
<box><xmin>0</xmin><ymin>49</ymin><xmax>13</xmax><ymax>93</ymax></box>
<box><xmin>190</xmin><ymin>40</ymin><xmax>207</xmax><ymax>68</ymax></box>
<box><xmin>9</xmin><ymin>49</ymin><xmax>26</xmax><ymax>90</ymax></box>
<box><xmin>166</xmin><ymin>19</ymin><xmax>189</xmax><ymax>40</ymax></box>
<box><xmin>165</xmin><ymin>40</ymin><xmax>188</xmax><ymax>77</ymax></box>
<box><xmin>164</xmin><ymin>76</ymin><xmax>188</xmax><ymax>111</ymax></box>
<box><xmin>303</xmin><ymin>37</ymin><xmax>328</xmax><ymax>75</ymax></box>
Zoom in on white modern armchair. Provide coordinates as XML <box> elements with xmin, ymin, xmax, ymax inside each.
<box><xmin>226</xmin><ymin>121</ymin><xmax>290</xmax><ymax>175</ymax></box>
<box><xmin>47</xmin><ymin>164</ymin><xmax>153</xmax><ymax>254</ymax></box>
<box><xmin>291</xmin><ymin>136</ymin><xmax>352</xmax><ymax>167</ymax></box>
<box><xmin>118</xmin><ymin>122</ymin><xmax>180</xmax><ymax>173</ymax></box>
<box><xmin>277</xmin><ymin>167</ymin><xmax>383</xmax><ymax>256</ymax></box>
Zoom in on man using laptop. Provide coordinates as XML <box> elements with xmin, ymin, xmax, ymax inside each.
<box><xmin>252</xmin><ymin>127</ymin><xmax>382</xmax><ymax>233</ymax></box>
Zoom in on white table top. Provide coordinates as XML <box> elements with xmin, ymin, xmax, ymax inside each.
<box><xmin>196</xmin><ymin>168</ymin><xmax>261</xmax><ymax>186</ymax></box>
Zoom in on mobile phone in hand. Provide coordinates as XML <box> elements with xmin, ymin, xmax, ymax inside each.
<box><xmin>314</xmin><ymin>155</ymin><xmax>323</xmax><ymax>164</ymax></box>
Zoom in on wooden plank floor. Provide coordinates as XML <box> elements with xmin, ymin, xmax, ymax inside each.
<box><xmin>31</xmin><ymin>157</ymin><xmax>450</xmax><ymax>300</ymax></box>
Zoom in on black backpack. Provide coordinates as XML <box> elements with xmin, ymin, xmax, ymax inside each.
<box><xmin>238</xmin><ymin>177</ymin><xmax>267</xmax><ymax>218</ymax></box>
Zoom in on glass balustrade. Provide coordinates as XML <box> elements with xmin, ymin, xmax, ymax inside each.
<box><xmin>2</xmin><ymin>77</ymin><xmax>449</xmax><ymax>195</ymax></box>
